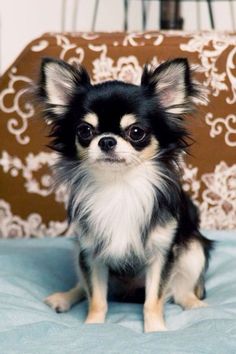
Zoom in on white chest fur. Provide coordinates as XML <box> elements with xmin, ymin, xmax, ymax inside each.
<box><xmin>73</xmin><ymin>162</ymin><xmax>160</xmax><ymax>263</ymax></box>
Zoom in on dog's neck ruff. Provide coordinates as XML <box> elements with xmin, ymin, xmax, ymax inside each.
<box><xmin>67</xmin><ymin>161</ymin><xmax>165</xmax><ymax>264</ymax></box>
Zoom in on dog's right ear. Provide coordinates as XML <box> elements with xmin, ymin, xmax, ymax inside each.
<box><xmin>38</xmin><ymin>58</ymin><xmax>90</xmax><ymax>116</ymax></box>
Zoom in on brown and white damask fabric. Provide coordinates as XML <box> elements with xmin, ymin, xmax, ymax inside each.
<box><xmin>0</xmin><ymin>31</ymin><xmax>235</xmax><ymax>237</ymax></box>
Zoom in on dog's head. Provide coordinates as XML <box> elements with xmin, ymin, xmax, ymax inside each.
<box><xmin>37</xmin><ymin>58</ymin><xmax>200</xmax><ymax>172</ymax></box>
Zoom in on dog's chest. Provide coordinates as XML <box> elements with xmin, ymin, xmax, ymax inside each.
<box><xmin>78</xmin><ymin>171</ymin><xmax>156</xmax><ymax>261</ymax></box>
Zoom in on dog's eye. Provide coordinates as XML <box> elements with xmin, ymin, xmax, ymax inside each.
<box><xmin>77</xmin><ymin>123</ymin><xmax>94</xmax><ymax>141</ymax></box>
<box><xmin>127</xmin><ymin>125</ymin><xmax>146</xmax><ymax>143</ymax></box>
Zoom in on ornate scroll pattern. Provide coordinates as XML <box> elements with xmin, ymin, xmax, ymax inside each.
<box><xmin>180</xmin><ymin>32</ymin><xmax>236</xmax><ymax>99</ymax></box>
<box><xmin>122</xmin><ymin>32</ymin><xmax>164</xmax><ymax>47</ymax></box>
<box><xmin>0</xmin><ymin>67</ymin><xmax>35</xmax><ymax>145</ymax></box>
<box><xmin>54</xmin><ymin>34</ymin><xmax>85</xmax><ymax>66</ymax></box>
<box><xmin>91</xmin><ymin>44</ymin><xmax>144</xmax><ymax>84</ymax></box>
<box><xmin>181</xmin><ymin>161</ymin><xmax>201</xmax><ymax>201</ymax></box>
<box><xmin>225</xmin><ymin>45</ymin><xmax>236</xmax><ymax>104</ymax></box>
<box><xmin>90</xmin><ymin>44</ymin><xmax>114</xmax><ymax>83</ymax></box>
<box><xmin>0</xmin><ymin>150</ymin><xmax>68</xmax><ymax>204</ymax></box>
<box><xmin>205</xmin><ymin>113</ymin><xmax>236</xmax><ymax>147</ymax></box>
<box><xmin>182</xmin><ymin>161</ymin><xmax>236</xmax><ymax>230</ymax></box>
<box><xmin>31</xmin><ymin>39</ymin><xmax>49</xmax><ymax>52</ymax></box>
<box><xmin>0</xmin><ymin>150</ymin><xmax>55</xmax><ymax>197</ymax></box>
<box><xmin>0</xmin><ymin>199</ymin><xmax>68</xmax><ymax>238</ymax></box>
<box><xmin>180</xmin><ymin>32</ymin><xmax>236</xmax><ymax>149</ymax></box>
<box><xmin>201</xmin><ymin>162</ymin><xmax>236</xmax><ymax>230</ymax></box>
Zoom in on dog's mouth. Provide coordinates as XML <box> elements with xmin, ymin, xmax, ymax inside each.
<box><xmin>96</xmin><ymin>157</ymin><xmax>126</xmax><ymax>164</ymax></box>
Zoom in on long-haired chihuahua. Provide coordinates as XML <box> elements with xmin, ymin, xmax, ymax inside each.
<box><xmin>38</xmin><ymin>57</ymin><xmax>213</xmax><ymax>332</ymax></box>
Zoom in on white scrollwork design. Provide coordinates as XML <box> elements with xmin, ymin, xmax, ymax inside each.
<box><xmin>205</xmin><ymin>113</ymin><xmax>236</xmax><ymax>147</ymax></box>
<box><xmin>0</xmin><ymin>151</ymin><xmax>68</xmax><ymax>205</ymax></box>
<box><xmin>0</xmin><ymin>199</ymin><xmax>68</xmax><ymax>238</ymax></box>
<box><xmin>143</xmin><ymin>32</ymin><xmax>164</xmax><ymax>46</ymax></box>
<box><xmin>90</xmin><ymin>44</ymin><xmax>114</xmax><ymax>83</ymax></box>
<box><xmin>226</xmin><ymin>46</ymin><xmax>236</xmax><ymax>104</ymax></box>
<box><xmin>200</xmin><ymin>162</ymin><xmax>236</xmax><ymax>230</ymax></box>
<box><xmin>180</xmin><ymin>32</ymin><xmax>236</xmax><ymax>99</ymax></box>
<box><xmin>80</xmin><ymin>33</ymin><xmax>99</xmax><ymax>41</ymax></box>
<box><xmin>123</xmin><ymin>32</ymin><xmax>164</xmax><ymax>47</ymax></box>
<box><xmin>55</xmin><ymin>34</ymin><xmax>84</xmax><ymax>65</ymax></box>
<box><xmin>123</xmin><ymin>32</ymin><xmax>145</xmax><ymax>47</ymax></box>
<box><xmin>114</xmin><ymin>56</ymin><xmax>142</xmax><ymax>85</ymax></box>
<box><xmin>182</xmin><ymin>160</ymin><xmax>236</xmax><ymax>229</ymax></box>
<box><xmin>90</xmin><ymin>44</ymin><xmax>143</xmax><ymax>85</ymax></box>
<box><xmin>31</xmin><ymin>40</ymin><xmax>49</xmax><ymax>52</ymax></box>
<box><xmin>182</xmin><ymin>161</ymin><xmax>201</xmax><ymax>201</ymax></box>
<box><xmin>0</xmin><ymin>67</ymin><xmax>35</xmax><ymax>145</ymax></box>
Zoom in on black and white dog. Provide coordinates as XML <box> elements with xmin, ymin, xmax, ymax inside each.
<box><xmin>38</xmin><ymin>57</ymin><xmax>212</xmax><ymax>332</ymax></box>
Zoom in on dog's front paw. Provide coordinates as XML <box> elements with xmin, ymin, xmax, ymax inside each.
<box><xmin>85</xmin><ymin>311</ymin><xmax>106</xmax><ymax>324</ymax></box>
<box><xmin>144</xmin><ymin>321</ymin><xmax>167</xmax><ymax>333</ymax></box>
<box><xmin>44</xmin><ymin>292</ymin><xmax>71</xmax><ymax>313</ymax></box>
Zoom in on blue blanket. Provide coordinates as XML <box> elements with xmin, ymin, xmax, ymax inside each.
<box><xmin>0</xmin><ymin>230</ymin><xmax>236</xmax><ymax>353</ymax></box>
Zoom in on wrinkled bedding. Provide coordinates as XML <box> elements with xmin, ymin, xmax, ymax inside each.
<box><xmin>0</xmin><ymin>230</ymin><xmax>236</xmax><ymax>353</ymax></box>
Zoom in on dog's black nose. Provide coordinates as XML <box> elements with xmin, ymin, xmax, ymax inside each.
<box><xmin>98</xmin><ymin>137</ymin><xmax>117</xmax><ymax>152</ymax></box>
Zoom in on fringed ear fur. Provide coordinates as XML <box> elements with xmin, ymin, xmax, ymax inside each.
<box><xmin>37</xmin><ymin>57</ymin><xmax>90</xmax><ymax>118</ymax></box>
<box><xmin>141</xmin><ymin>58</ymin><xmax>203</xmax><ymax>115</ymax></box>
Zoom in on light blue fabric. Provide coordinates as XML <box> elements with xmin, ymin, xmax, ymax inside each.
<box><xmin>0</xmin><ymin>230</ymin><xmax>236</xmax><ymax>353</ymax></box>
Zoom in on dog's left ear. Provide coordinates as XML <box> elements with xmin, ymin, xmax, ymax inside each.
<box><xmin>141</xmin><ymin>58</ymin><xmax>197</xmax><ymax>115</ymax></box>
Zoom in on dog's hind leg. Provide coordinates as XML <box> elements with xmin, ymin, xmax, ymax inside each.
<box><xmin>171</xmin><ymin>240</ymin><xmax>208</xmax><ymax>310</ymax></box>
<box><xmin>194</xmin><ymin>275</ymin><xmax>206</xmax><ymax>300</ymax></box>
<box><xmin>44</xmin><ymin>283</ymin><xmax>85</xmax><ymax>313</ymax></box>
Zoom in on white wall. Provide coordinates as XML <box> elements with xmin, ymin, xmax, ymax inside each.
<box><xmin>0</xmin><ymin>0</ymin><xmax>235</xmax><ymax>74</ymax></box>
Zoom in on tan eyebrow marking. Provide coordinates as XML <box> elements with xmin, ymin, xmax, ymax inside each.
<box><xmin>83</xmin><ymin>113</ymin><xmax>98</xmax><ymax>127</ymax></box>
<box><xmin>120</xmin><ymin>114</ymin><xmax>137</xmax><ymax>129</ymax></box>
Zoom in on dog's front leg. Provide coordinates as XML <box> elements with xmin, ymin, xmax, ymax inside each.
<box><xmin>85</xmin><ymin>261</ymin><xmax>108</xmax><ymax>324</ymax></box>
<box><xmin>144</xmin><ymin>258</ymin><xmax>167</xmax><ymax>333</ymax></box>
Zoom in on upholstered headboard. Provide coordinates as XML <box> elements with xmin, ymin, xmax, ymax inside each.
<box><xmin>0</xmin><ymin>31</ymin><xmax>235</xmax><ymax>237</ymax></box>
